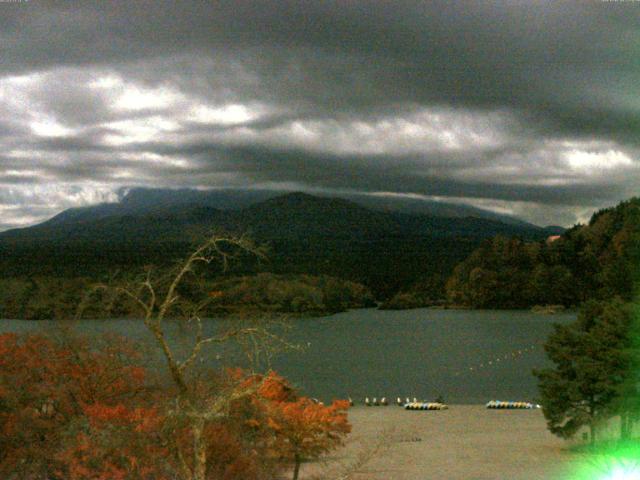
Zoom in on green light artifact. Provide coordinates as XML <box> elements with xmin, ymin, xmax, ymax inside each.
<box><xmin>568</xmin><ymin>441</ymin><xmax>640</xmax><ymax>480</ymax></box>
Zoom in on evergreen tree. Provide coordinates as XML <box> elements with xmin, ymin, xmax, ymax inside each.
<box><xmin>534</xmin><ymin>298</ymin><xmax>634</xmax><ymax>443</ymax></box>
<box><xmin>610</xmin><ymin>302</ymin><xmax>640</xmax><ymax>440</ymax></box>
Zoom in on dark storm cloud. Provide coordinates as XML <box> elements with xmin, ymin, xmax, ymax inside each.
<box><xmin>0</xmin><ymin>0</ymin><xmax>639</xmax><ymax>228</ymax></box>
<box><xmin>201</xmin><ymin>145</ymin><xmax>629</xmax><ymax>206</ymax></box>
<box><xmin>2</xmin><ymin>3</ymin><xmax>636</xmax><ymax>108</ymax></box>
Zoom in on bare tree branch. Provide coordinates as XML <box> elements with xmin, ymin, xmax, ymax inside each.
<box><xmin>80</xmin><ymin>233</ymin><xmax>286</xmax><ymax>480</ymax></box>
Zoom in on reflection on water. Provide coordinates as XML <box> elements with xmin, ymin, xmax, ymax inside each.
<box><xmin>0</xmin><ymin>308</ymin><xmax>574</xmax><ymax>404</ymax></box>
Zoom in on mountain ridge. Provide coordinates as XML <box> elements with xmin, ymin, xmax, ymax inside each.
<box><xmin>0</xmin><ymin>191</ymin><xmax>562</xmax><ymax>298</ymax></box>
<box><xmin>0</xmin><ymin>190</ymin><xmax>559</xmax><ymax>244</ymax></box>
<box><xmin>18</xmin><ymin>187</ymin><xmax>562</xmax><ymax>234</ymax></box>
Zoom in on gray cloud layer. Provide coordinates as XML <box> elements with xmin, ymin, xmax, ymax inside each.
<box><xmin>0</xmin><ymin>0</ymin><xmax>639</xmax><ymax>229</ymax></box>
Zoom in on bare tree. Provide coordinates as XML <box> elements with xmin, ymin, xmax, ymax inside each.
<box><xmin>78</xmin><ymin>234</ymin><xmax>296</xmax><ymax>480</ymax></box>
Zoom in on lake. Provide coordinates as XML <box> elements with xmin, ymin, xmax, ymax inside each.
<box><xmin>0</xmin><ymin>308</ymin><xmax>574</xmax><ymax>404</ymax></box>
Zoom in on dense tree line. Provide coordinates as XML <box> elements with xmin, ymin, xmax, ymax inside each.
<box><xmin>206</xmin><ymin>273</ymin><xmax>375</xmax><ymax>316</ymax></box>
<box><xmin>0</xmin><ymin>277</ymin><xmax>92</xmax><ymax>320</ymax></box>
<box><xmin>0</xmin><ymin>235</ymin><xmax>476</xmax><ymax>302</ymax></box>
<box><xmin>444</xmin><ymin>198</ymin><xmax>640</xmax><ymax>309</ymax></box>
<box><xmin>0</xmin><ymin>273</ymin><xmax>375</xmax><ymax>320</ymax></box>
<box><xmin>379</xmin><ymin>274</ymin><xmax>446</xmax><ymax>310</ymax></box>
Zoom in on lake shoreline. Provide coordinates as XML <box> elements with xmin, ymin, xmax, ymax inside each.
<box><xmin>0</xmin><ymin>305</ymin><xmax>577</xmax><ymax>322</ymax></box>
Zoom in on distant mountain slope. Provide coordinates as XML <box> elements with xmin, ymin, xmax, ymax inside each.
<box><xmin>0</xmin><ymin>191</ymin><xmax>560</xmax><ymax>298</ymax></box>
<box><xmin>0</xmin><ymin>191</ymin><xmax>554</xmax><ymax>245</ymax></box>
<box><xmin>36</xmin><ymin>187</ymin><xmax>557</xmax><ymax>230</ymax></box>
<box><xmin>39</xmin><ymin>188</ymin><xmax>275</xmax><ymax>227</ymax></box>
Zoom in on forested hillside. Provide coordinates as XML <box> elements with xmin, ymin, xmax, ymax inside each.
<box><xmin>444</xmin><ymin>198</ymin><xmax>640</xmax><ymax>308</ymax></box>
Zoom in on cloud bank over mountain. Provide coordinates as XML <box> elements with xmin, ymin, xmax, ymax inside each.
<box><xmin>0</xmin><ymin>1</ymin><xmax>638</xmax><ymax>230</ymax></box>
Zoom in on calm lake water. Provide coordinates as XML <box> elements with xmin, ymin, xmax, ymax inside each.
<box><xmin>0</xmin><ymin>308</ymin><xmax>574</xmax><ymax>404</ymax></box>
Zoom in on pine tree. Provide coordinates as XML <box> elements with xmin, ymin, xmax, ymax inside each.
<box><xmin>534</xmin><ymin>298</ymin><xmax>634</xmax><ymax>443</ymax></box>
<box><xmin>610</xmin><ymin>302</ymin><xmax>640</xmax><ymax>441</ymax></box>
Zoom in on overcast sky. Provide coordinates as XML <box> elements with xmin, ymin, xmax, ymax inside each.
<box><xmin>0</xmin><ymin>0</ymin><xmax>638</xmax><ymax>230</ymax></box>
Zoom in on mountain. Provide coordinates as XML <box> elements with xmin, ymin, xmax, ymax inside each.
<box><xmin>0</xmin><ymin>191</ymin><xmax>556</xmax><ymax>245</ymax></box>
<box><xmin>37</xmin><ymin>187</ymin><xmax>554</xmax><ymax>229</ymax></box>
<box><xmin>0</xmin><ymin>191</ymin><xmax>560</xmax><ymax>298</ymax></box>
<box><xmin>40</xmin><ymin>188</ymin><xmax>275</xmax><ymax>227</ymax></box>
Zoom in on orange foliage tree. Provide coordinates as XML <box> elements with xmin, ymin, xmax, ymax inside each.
<box><xmin>0</xmin><ymin>333</ymin><xmax>351</xmax><ymax>480</ymax></box>
<box><xmin>57</xmin><ymin>403</ymin><xmax>167</xmax><ymax>480</ymax></box>
<box><xmin>0</xmin><ymin>332</ymin><xmax>163</xmax><ymax>479</ymax></box>
<box><xmin>268</xmin><ymin>399</ymin><xmax>351</xmax><ymax>479</ymax></box>
<box><xmin>244</xmin><ymin>371</ymin><xmax>352</xmax><ymax>480</ymax></box>
<box><xmin>84</xmin><ymin>235</ymin><xmax>309</xmax><ymax>480</ymax></box>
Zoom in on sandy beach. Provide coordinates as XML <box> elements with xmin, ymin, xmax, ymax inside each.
<box><xmin>302</xmin><ymin>405</ymin><xmax>584</xmax><ymax>480</ymax></box>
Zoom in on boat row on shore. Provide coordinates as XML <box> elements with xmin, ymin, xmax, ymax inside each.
<box><xmin>357</xmin><ymin>397</ymin><xmax>437</xmax><ymax>407</ymax></box>
<box><xmin>485</xmin><ymin>400</ymin><xmax>540</xmax><ymax>409</ymax></box>
<box><xmin>404</xmin><ymin>402</ymin><xmax>449</xmax><ymax>410</ymax></box>
<box><xmin>348</xmin><ymin>397</ymin><xmax>539</xmax><ymax>410</ymax></box>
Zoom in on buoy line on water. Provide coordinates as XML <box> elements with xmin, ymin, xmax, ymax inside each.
<box><xmin>348</xmin><ymin>343</ymin><xmax>542</xmax><ymax>409</ymax></box>
<box><xmin>452</xmin><ymin>343</ymin><xmax>539</xmax><ymax>377</ymax></box>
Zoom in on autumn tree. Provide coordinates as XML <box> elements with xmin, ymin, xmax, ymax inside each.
<box><xmin>268</xmin><ymin>397</ymin><xmax>351</xmax><ymax>480</ymax></box>
<box><xmin>0</xmin><ymin>331</ymin><xmax>157</xmax><ymax>479</ymax></box>
<box><xmin>57</xmin><ymin>403</ymin><xmax>166</xmax><ymax>480</ymax></box>
<box><xmin>0</xmin><ymin>331</ymin><xmax>350</xmax><ymax>480</ymax></box>
<box><xmin>232</xmin><ymin>371</ymin><xmax>351</xmax><ymax>480</ymax></box>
